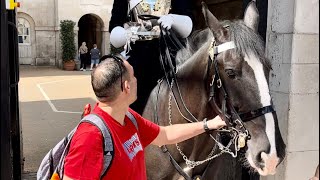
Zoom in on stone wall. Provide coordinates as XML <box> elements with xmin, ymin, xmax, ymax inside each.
<box><xmin>262</xmin><ymin>0</ymin><xmax>319</xmax><ymax>179</ymax></box>
<box><xmin>17</xmin><ymin>0</ymin><xmax>114</xmax><ymax>66</ymax></box>
<box><xmin>35</xmin><ymin>28</ymin><xmax>56</xmax><ymax>66</ymax></box>
<box><xmin>18</xmin><ymin>0</ymin><xmax>56</xmax><ymax>66</ymax></box>
<box><xmin>55</xmin><ymin>0</ymin><xmax>113</xmax><ymax>66</ymax></box>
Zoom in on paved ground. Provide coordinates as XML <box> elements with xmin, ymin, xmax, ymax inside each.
<box><xmin>22</xmin><ymin>172</ymin><xmax>37</xmax><ymax>180</ymax></box>
<box><xmin>19</xmin><ymin>65</ymin><xmax>97</xmax><ymax>174</ymax></box>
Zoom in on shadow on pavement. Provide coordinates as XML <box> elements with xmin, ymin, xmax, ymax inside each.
<box><xmin>21</xmin><ymin>98</ymin><xmax>96</xmax><ymax>172</ymax></box>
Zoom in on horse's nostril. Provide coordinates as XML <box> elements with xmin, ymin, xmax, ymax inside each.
<box><xmin>255</xmin><ymin>152</ymin><xmax>267</xmax><ymax>169</ymax></box>
<box><xmin>256</xmin><ymin>151</ymin><xmax>263</xmax><ymax>162</ymax></box>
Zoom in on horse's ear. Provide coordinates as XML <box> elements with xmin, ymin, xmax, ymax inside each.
<box><xmin>244</xmin><ymin>1</ymin><xmax>259</xmax><ymax>32</ymax></box>
<box><xmin>201</xmin><ymin>2</ymin><xmax>227</xmax><ymax>42</ymax></box>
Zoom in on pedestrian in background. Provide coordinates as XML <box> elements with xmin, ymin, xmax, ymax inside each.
<box><xmin>79</xmin><ymin>42</ymin><xmax>88</xmax><ymax>71</ymax></box>
<box><xmin>90</xmin><ymin>44</ymin><xmax>101</xmax><ymax>71</ymax></box>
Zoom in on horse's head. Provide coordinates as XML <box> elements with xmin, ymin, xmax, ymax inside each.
<box><xmin>197</xmin><ymin>1</ymin><xmax>286</xmax><ymax>176</ymax></box>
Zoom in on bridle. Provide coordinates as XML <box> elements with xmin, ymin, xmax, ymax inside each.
<box><xmin>207</xmin><ymin>35</ymin><xmax>275</xmax><ymax>134</ymax></box>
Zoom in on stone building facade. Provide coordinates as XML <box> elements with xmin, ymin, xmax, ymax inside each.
<box><xmin>17</xmin><ymin>0</ymin><xmax>113</xmax><ymax>66</ymax></box>
<box><xmin>263</xmin><ymin>0</ymin><xmax>319</xmax><ymax>179</ymax></box>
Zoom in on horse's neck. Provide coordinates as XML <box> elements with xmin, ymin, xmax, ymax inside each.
<box><xmin>173</xmin><ymin>38</ymin><xmax>217</xmax><ymax>121</ymax></box>
<box><xmin>171</xmin><ymin>76</ymin><xmax>217</xmax><ymax>123</ymax></box>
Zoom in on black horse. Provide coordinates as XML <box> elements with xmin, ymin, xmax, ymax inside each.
<box><xmin>143</xmin><ymin>2</ymin><xmax>286</xmax><ymax>179</ymax></box>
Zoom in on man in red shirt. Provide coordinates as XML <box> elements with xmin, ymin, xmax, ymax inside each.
<box><xmin>63</xmin><ymin>55</ymin><xmax>226</xmax><ymax>180</ymax></box>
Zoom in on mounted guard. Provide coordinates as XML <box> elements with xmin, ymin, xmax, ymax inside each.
<box><xmin>109</xmin><ymin>0</ymin><xmax>194</xmax><ymax>114</ymax></box>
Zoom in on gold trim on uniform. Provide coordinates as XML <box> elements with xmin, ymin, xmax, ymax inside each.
<box><xmin>139</xmin><ymin>0</ymin><xmax>171</xmax><ymax>16</ymax></box>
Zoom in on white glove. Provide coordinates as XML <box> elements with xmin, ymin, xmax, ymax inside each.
<box><xmin>157</xmin><ymin>14</ymin><xmax>193</xmax><ymax>38</ymax></box>
<box><xmin>158</xmin><ymin>15</ymin><xmax>174</xmax><ymax>30</ymax></box>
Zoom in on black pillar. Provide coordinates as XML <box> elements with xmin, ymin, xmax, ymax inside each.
<box><xmin>1</xmin><ymin>0</ymin><xmax>14</xmax><ymax>179</ymax></box>
<box><xmin>8</xmin><ymin>6</ymin><xmax>22</xmax><ymax>180</ymax></box>
<box><xmin>1</xmin><ymin>0</ymin><xmax>21</xmax><ymax>179</ymax></box>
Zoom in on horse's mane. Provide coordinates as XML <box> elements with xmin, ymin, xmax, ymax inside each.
<box><xmin>176</xmin><ymin>20</ymin><xmax>272</xmax><ymax>69</ymax></box>
<box><xmin>176</xmin><ymin>28</ymin><xmax>212</xmax><ymax>66</ymax></box>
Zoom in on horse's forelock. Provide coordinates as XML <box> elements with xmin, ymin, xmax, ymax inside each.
<box><xmin>227</xmin><ymin>21</ymin><xmax>272</xmax><ymax>70</ymax></box>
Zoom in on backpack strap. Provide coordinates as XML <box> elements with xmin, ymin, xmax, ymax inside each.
<box><xmin>126</xmin><ymin>111</ymin><xmax>138</xmax><ymax>130</ymax></box>
<box><xmin>81</xmin><ymin>114</ymin><xmax>114</xmax><ymax>178</ymax></box>
<box><xmin>56</xmin><ymin>127</ymin><xmax>79</xmax><ymax>178</ymax></box>
<box><xmin>80</xmin><ymin>111</ymin><xmax>138</xmax><ymax>178</ymax></box>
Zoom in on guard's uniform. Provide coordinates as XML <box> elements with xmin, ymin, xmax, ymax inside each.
<box><xmin>109</xmin><ymin>0</ymin><xmax>193</xmax><ymax>114</ymax></box>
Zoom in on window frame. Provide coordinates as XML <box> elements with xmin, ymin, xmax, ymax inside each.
<box><xmin>17</xmin><ymin>18</ymin><xmax>31</xmax><ymax>45</ymax></box>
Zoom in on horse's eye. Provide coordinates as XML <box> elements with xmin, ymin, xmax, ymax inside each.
<box><xmin>225</xmin><ymin>69</ymin><xmax>236</xmax><ymax>78</ymax></box>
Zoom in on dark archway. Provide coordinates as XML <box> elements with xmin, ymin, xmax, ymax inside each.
<box><xmin>78</xmin><ymin>14</ymin><xmax>103</xmax><ymax>66</ymax></box>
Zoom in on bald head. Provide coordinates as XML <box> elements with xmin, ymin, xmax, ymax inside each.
<box><xmin>91</xmin><ymin>56</ymin><xmax>128</xmax><ymax>102</ymax></box>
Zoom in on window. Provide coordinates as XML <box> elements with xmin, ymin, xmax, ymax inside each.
<box><xmin>17</xmin><ymin>18</ymin><xmax>31</xmax><ymax>44</ymax></box>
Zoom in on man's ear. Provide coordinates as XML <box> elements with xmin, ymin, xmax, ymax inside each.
<box><xmin>123</xmin><ymin>80</ymin><xmax>130</xmax><ymax>92</ymax></box>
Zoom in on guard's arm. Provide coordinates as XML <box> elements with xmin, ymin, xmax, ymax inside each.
<box><xmin>109</xmin><ymin>0</ymin><xmax>129</xmax><ymax>32</ymax></box>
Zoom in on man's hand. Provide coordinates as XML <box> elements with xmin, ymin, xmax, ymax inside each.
<box><xmin>310</xmin><ymin>177</ymin><xmax>319</xmax><ymax>180</ymax></box>
<box><xmin>206</xmin><ymin>115</ymin><xmax>226</xmax><ymax>130</ymax></box>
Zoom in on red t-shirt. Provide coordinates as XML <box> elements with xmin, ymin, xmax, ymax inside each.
<box><xmin>64</xmin><ymin>105</ymin><xmax>160</xmax><ymax>180</ymax></box>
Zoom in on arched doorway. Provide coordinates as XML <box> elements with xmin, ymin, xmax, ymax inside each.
<box><xmin>78</xmin><ymin>14</ymin><xmax>103</xmax><ymax>66</ymax></box>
